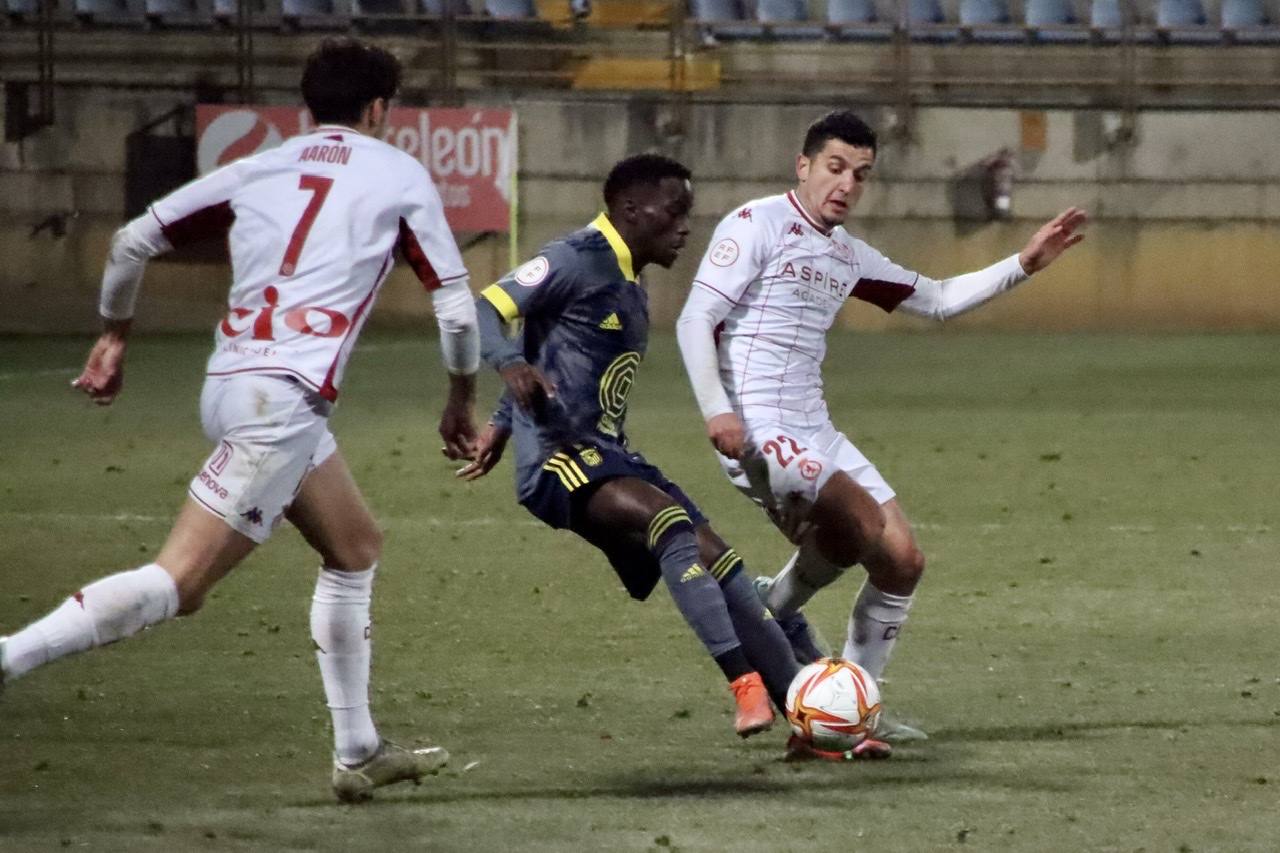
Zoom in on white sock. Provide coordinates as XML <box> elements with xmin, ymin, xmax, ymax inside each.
<box><xmin>842</xmin><ymin>581</ymin><xmax>914</xmax><ymax>681</ymax></box>
<box><xmin>767</xmin><ymin>540</ymin><xmax>843</xmax><ymax>617</ymax></box>
<box><xmin>311</xmin><ymin>565</ymin><xmax>380</xmax><ymax>767</ymax></box>
<box><xmin>1</xmin><ymin>564</ymin><xmax>178</xmax><ymax>681</ymax></box>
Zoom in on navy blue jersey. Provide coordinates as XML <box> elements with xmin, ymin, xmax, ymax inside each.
<box><xmin>481</xmin><ymin>214</ymin><xmax>650</xmax><ymax>499</ymax></box>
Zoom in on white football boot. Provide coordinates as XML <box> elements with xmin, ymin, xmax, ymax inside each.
<box><xmin>332</xmin><ymin>740</ymin><xmax>448</xmax><ymax>804</ymax></box>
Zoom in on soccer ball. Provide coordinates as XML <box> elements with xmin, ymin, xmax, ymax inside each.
<box><xmin>785</xmin><ymin>658</ymin><xmax>882</xmax><ymax>750</ymax></box>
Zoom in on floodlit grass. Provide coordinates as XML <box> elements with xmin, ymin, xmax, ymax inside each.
<box><xmin>0</xmin><ymin>330</ymin><xmax>1276</xmax><ymax>852</ymax></box>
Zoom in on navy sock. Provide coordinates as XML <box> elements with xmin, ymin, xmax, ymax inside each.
<box><xmin>713</xmin><ymin>551</ymin><xmax>801</xmax><ymax>711</ymax></box>
<box><xmin>647</xmin><ymin>507</ymin><xmax>743</xmax><ymax>672</ymax></box>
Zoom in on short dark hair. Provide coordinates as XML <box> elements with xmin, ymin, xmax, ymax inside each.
<box><xmin>802</xmin><ymin>110</ymin><xmax>877</xmax><ymax>158</ymax></box>
<box><xmin>301</xmin><ymin>38</ymin><xmax>401</xmax><ymax>125</ymax></box>
<box><xmin>603</xmin><ymin>153</ymin><xmax>692</xmax><ymax>207</ymax></box>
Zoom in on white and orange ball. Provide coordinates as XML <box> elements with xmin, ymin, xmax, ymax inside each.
<box><xmin>785</xmin><ymin>658</ymin><xmax>882</xmax><ymax>750</ymax></box>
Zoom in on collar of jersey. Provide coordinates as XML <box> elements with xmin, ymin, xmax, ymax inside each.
<box><xmin>588</xmin><ymin>213</ymin><xmax>637</xmax><ymax>283</ymax></box>
<box><xmin>786</xmin><ymin>190</ymin><xmax>833</xmax><ymax>237</ymax></box>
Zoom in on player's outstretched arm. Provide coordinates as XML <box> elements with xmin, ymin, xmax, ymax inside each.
<box><xmin>1018</xmin><ymin>207</ymin><xmax>1088</xmax><ymax>275</ymax></box>
<box><xmin>72</xmin><ymin>318</ymin><xmax>131</xmax><ymax>406</ymax></box>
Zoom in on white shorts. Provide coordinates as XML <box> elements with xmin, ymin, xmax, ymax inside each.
<box><xmin>189</xmin><ymin>373</ymin><xmax>338</xmax><ymax>544</ymax></box>
<box><xmin>719</xmin><ymin>419</ymin><xmax>896</xmax><ymax>544</ymax></box>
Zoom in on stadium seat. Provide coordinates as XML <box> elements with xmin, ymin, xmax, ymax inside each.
<box><xmin>1221</xmin><ymin>0</ymin><xmax>1280</xmax><ymax>40</ymax></box>
<box><xmin>827</xmin><ymin>0</ymin><xmax>894</xmax><ymax>39</ymax></box>
<box><xmin>73</xmin><ymin>0</ymin><xmax>145</xmax><ymax>23</ymax></box>
<box><xmin>1155</xmin><ymin>0</ymin><xmax>1220</xmax><ymax>40</ymax></box>
<box><xmin>1025</xmin><ymin>0</ymin><xmax>1091</xmax><ymax>40</ymax></box>
<box><xmin>143</xmin><ymin>0</ymin><xmax>208</xmax><ymax>25</ymax></box>
<box><xmin>690</xmin><ymin>0</ymin><xmax>763</xmax><ymax>40</ymax></box>
<box><xmin>211</xmin><ymin>0</ymin><xmax>279</xmax><ymax>21</ymax></box>
<box><xmin>351</xmin><ymin>0</ymin><xmax>405</xmax><ymax>15</ymax></box>
<box><xmin>4</xmin><ymin>0</ymin><xmax>39</xmax><ymax>17</ymax></box>
<box><xmin>906</xmin><ymin>0</ymin><xmax>959</xmax><ymax>39</ymax></box>
<box><xmin>959</xmin><ymin>0</ymin><xmax>1023</xmax><ymax>39</ymax></box>
<box><xmin>756</xmin><ymin>0</ymin><xmax>825</xmax><ymax>37</ymax></box>
<box><xmin>420</xmin><ymin>0</ymin><xmax>471</xmax><ymax>14</ymax></box>
<box><xmin>483</xmin><ymin>0</ymin><xmax>534</xmax><ymax>17</ymax></box>
<box><xmin>1090</xmin><ymin>0</ymin><xmax>1155</xmax><ymax>40</ymax></box>
<box><xmin>281</xmin><ymin>0</ymin><xmax>350</xmax><ymax>27</ymax></box>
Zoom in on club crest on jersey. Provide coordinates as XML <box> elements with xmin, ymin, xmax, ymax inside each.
<box><xmin>710</xmin><ymin>238</ymin><xmax>739</xmax><ymax>267</ymax></box>
<box><xmin>514</xmin><ymin>256</ymin><xmax>550</xmax><ymax>287</ymax></box>
<box><xmin>799</xmin><ymin>458</ymin><xmax>824</xmax><ymax>481</ymax></box>
<box><xmin>579</xmin><ymin>447</ymin><xmax>603</xmax><ymax>466</ymax></box>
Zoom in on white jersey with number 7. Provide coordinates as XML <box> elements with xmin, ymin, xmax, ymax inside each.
<box><xmin>145</xmin><ymin>125</ymin><xmax>468</xmax><ymax>401</ymax></box>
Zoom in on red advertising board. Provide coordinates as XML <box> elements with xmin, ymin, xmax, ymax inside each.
<box><xmin>195</xmin><ymin>105</ymin><xmax>517</xmax><ymax>233</ymax></box>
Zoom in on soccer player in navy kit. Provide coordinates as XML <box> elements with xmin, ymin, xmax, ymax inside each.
<box><xmin>458</xmin><ymin>154</ymin><xmax>880</xmax><ymax>750</ymax></box>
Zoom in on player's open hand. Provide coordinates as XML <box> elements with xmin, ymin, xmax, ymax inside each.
<box><xmin>456</xmin><ymin>422</ymin><xmax>510</xmax><ymax>481</ymax></box>
<box><xmin>499</xmin><ymin>362</ymin><xmax>556</xmax><ymax>415</ymax></box>
<box><xmin>1018</xmin><ymin>207</ymin><xmax>1088</xmax><ymax>275</ymax></box>
<box><xmin>71</xmin><ymin>327</ymin><xmax>129</xmax><ymax>406</ymax></box>
<box><xmin>707</xmin><ymin>412</ymin><xmax>748</xmax><ymax>459</ymax></box>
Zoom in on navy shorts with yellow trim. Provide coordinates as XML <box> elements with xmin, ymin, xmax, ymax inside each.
<box><xmin>519</xmin><ymin>444</ymin><xmax>708</xmax><ymax>600</ymax></box>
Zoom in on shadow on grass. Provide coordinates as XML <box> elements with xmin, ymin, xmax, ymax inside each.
<box><xmin>933</xmin><ymin>714</ymin><xmax>1280</xmax><ymax>744</ymax></box>
<box><xmin>284</xmin><ymin>760</ymin><xmax>1078</xmax><ymax>810</ymax></box>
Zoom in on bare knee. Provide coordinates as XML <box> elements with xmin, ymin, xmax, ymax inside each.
<box><xmin>868</xmin><ymin>544</ymin><xmax>925</xmax><ymax>595</ymax></box>
<box><xmin>324</xmin><ymin>523</ymin><xmax>383</xmax><ymax>572</ymax></box>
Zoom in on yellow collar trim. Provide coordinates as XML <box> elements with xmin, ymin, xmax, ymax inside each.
<box><xmin>589</xmin><ymin>213</ymin><xmax>636</xmax><ymax>283</ymax></box>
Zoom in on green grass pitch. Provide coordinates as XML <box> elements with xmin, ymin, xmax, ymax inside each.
<box><xmin>0</xmin><ymin>330</ymin><xmax>1276</xmax><ymax>851</ymax></box>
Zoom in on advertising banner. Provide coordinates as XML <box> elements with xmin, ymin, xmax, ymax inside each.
<box><xmin>195</xmin><ymin>105</ymin><xmax>517</xmax><ymax>233</ymax></box>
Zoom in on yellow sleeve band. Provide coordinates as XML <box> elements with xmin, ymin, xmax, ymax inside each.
<box><xmin>480</xmin><ymin>284</ymin><xmax>521</xmax><ymax>323</ymax></box>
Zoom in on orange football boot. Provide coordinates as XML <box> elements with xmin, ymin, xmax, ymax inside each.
<box><xmin>729</xmin><ymin>672</ymin><xmax>775</xmax><ymax>738</ymax></box>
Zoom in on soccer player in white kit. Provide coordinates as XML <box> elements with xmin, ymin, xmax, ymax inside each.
<box><xmin>677</xmin><ymin>110</ymin><xmax>1087</xmax><ymax>744</ymax></box>
<box><xmin>0</xmin><ymin>39</ymin><xmax>480</xmax><ymax>802</ymax></box>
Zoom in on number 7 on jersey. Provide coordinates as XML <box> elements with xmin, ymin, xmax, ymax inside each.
<box><xmin>279</xmin><ymin>174</ymin><xmax>333</xmax><ymax>277</ymax></box>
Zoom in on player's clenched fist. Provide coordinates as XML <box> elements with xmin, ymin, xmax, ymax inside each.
<box><xmin>71</xmin><ymin>324</ymin><xmax>130</xmax><ymax>406</ymax></box>
<box><xmin>706</xmin><ymin>412</ymin><xmax>747</xmax><ymax>459</ymax></box>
